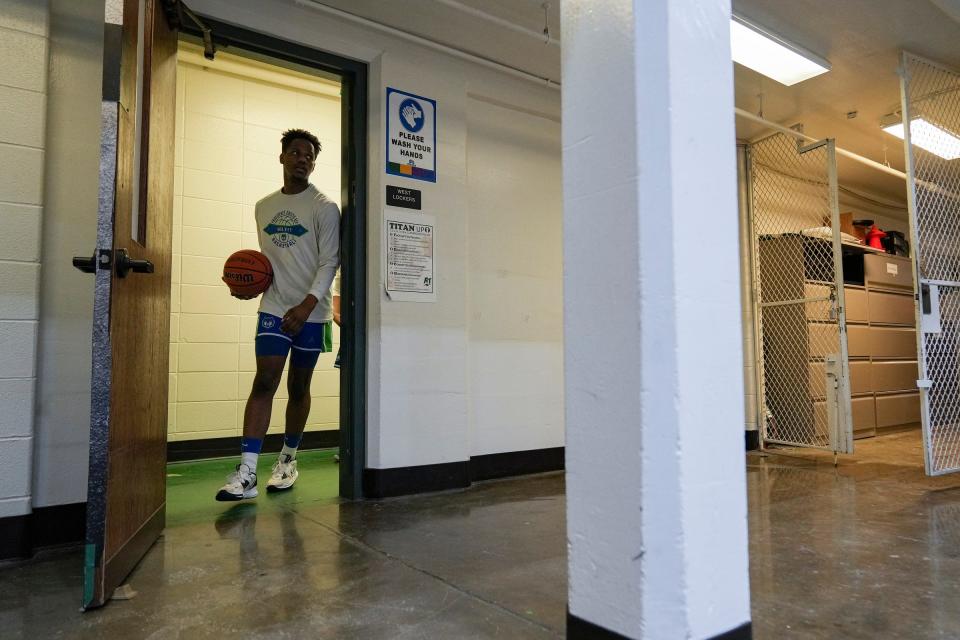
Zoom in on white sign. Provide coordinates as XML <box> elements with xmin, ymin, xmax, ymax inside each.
<box><xmin>386</xmin><ymin>87</ymin><xmax>437</xmax><ymax>183</ymax></box>
<box><xmin>385</xmin><ymin>210</ymin><xmax>436</xmax><ymax>302</ymax></box>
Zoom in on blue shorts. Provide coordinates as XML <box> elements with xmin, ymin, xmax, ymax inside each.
<box><xmin>254</xmin><ymin>312</ymin><xmax>332</xmax><ymax>369</ymax></box>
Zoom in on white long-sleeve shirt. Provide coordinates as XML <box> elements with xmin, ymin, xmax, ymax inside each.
<box><xmin>255</xmin><ymin>184</ymin><xmax>340</xmax><ymax>323</ymax></box>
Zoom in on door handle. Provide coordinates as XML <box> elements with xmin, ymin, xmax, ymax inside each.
<box><xmin>114</xmin><ymin>248</ymin><xmax>154</xmax><ymax>278</ymax></box>
<box><xmin>72</xmin><ymin>254</ymin><xmax>97</xmax><ymax>274</ymax></box>
<box><xmin>73</xmin><ymin>249</ymin><xmax>112</xmax><ymax>274</ymax></box>
<box><xmin>920</xmin><ymin>282</ymin><xmax>942</xmax><ymax>335</ymax></box>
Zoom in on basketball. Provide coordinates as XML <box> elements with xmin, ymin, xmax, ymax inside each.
<box><xmin>222</xmin><ymin>249</ymin><xmax>273</xmax><ymax>297</ymax></box>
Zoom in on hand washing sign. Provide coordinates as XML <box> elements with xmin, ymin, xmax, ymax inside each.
<box><xmin>386</xmin><ymin>87</ymin><xmax>437</xmax><ymax>183</ymax></box>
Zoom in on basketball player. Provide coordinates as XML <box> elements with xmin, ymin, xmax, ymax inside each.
<box><xmin>216</xmin><ymin>128</ymin><xmax>340</xmax><ymax>501</ymax></box>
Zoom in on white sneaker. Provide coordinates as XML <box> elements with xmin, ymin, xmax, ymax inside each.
<box><xmin>267</xmin><ymin>454</ymin><xmax>298</xmax><ymax>493</ymax></box>
<box><xmin>215</xmin><ymin>464</ymin><xmax>258</xmax><ymax>501</ymax></box>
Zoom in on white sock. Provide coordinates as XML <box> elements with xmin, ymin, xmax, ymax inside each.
<box><xmin>241</xmin><ymin>451</ymin><xmax>259</xmax><ymax>474</ymax></box>
<box><xmin>280</xmin><ymin>443</ymin><xmax>298</xmax><ymax>460</ymax></box>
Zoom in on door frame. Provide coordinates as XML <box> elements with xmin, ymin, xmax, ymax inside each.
<box><xmin>178</xmin><ymin>17</ymin><xmax>368</xmax><ymax>499</ymax></box>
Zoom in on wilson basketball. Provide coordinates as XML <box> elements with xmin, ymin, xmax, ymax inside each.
<box><xmin>222</xmin><ymin>249</ymin><xmax>273</xmax><ymax>297</ymax></box>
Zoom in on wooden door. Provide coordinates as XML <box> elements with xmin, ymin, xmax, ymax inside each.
<box><xmin>80</xmin><ymin>0</ymin><xmax>176</xmax><ymax>609</ymax></box>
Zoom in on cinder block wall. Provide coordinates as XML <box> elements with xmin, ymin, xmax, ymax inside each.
<box><xmin>0</xmin><ymin>0</ymin><xmax>49</xmax><ymax>518</ymax></box>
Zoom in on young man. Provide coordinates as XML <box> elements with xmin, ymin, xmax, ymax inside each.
<box><xmin>216</xmin><ymin>128</ymin><xmax>340</xmax><ymax>501</ymax></box>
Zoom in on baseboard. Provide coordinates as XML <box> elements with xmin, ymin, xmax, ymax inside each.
<box><xmin>32</xmin><ymin>502</ymin><xmax>87</xmax><ymax>549</ymax></box>
<box><xmin>471</xmin><ymin>447</ymin><xmax>565</xmax><ymax>481</ymax></box>
<box><xmin>0</xmin><ymin>514</ymin><xmax>31</xmax><ymax>561</ymax></box>
<box><xmin>567</xmin><ymin>613</ymin><xmax>751</xmax><ymax>640</ymax></box>
<box><xmin>711</xmin><ymin>622</ymin><xmax>753</xmax><ymax>639</ymax></box>
<box><xmin>567</xmin><ymin>611</ymin><xmax>631</xmax><ymax>639</ymax></box>
<box><xmin>745</xmin><ymin>430</ymin><xmax>760</xmax><ymax>451</ymax></box>
<box><xmin>0</xmin><ymin>501</ymin><xmax>88</xmax><ymax>561</ymax></box>
<box><xmin>167</xmin><ymin>430</ymin><xmax>340</xmax><ymax>462</ymax></box>
<box><xmin>364</xmin><ymin>461</ymin><xmax>471</xmax><ymax>498</ymax></box>
<box><xmin>364</xmin><ymin>447</ymin><xmax>566</xmax><ymax>499</ymax></box>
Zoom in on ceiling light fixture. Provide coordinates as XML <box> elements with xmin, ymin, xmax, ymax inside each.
<box><xmin>730</xmin><ymin>14</ymin><xmax>830</xmax><ymax>86</ymax></box>
<box><xmin>882</xmin><ymin>113</ymin><xmax>960</xmax><ymax>161</ymax></box>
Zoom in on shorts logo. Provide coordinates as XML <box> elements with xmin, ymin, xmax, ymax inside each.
<box><xmin>262</xmin><ymin>316</ymin><xmax>276</xmax><ymax>329</ymax></box>
<box><xmin>264</xmin><ymin>210</ymin><xmax>309</xmax><ymax>248</ymax></box>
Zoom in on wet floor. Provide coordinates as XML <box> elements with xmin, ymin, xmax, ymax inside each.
<box><xmin>1</xmin><ymin>452</ymin><xmax>565</xmax><ymax>639</ymax></box>
<box><xmin>748</xmin><ymin>430</ymin><xmax>960</xmax><ymax>639</ymax></box>
<box><xmin>3</xmin><ymin>432</ymin><xmax>960</xmax><ymax>639</ymax></box>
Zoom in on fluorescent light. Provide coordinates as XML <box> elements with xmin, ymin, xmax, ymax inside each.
<box><xmin>883</xmin><ymin>117</ymin><xmax>960</xmax><ymax>161</ymax></box>
<box><xmin>730</xmin><ymin>15</ymin><xmax>830</xmax><ymax>86</ymax></box>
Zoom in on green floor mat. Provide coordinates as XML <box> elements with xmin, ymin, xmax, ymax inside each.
<box><xmin>165</xmin><ymin>449</ymin><xmax>341</xmax><ymax>527</ymax></box>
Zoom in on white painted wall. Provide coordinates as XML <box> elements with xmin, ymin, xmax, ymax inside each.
<box><xmin>563</xmin><ymin>0</ymin><xmax>751</xmax><ymax>638</ymax></box>
<box><xmin>188</xmin><ymin>0</ymin><xmax>564</xmax><ymax>469</ymax></box>
<box><xmin>169</xmin><ymin>46</ymin><xmax>342</xmax><ymax>442</ymax></box>
<box><xmin>31</xmin><ymin>0</ymin><xmax>102</xmax><ymax>508</ymax></box>
<box><xmin>466</xmin><ymin>96</ymin><xmax>563</xmax><ymax>456</ymax></box>
<box><xmin>0</xmin><ymin>0</ymin><xmax>49</xmax><ymax>518</ymax></box>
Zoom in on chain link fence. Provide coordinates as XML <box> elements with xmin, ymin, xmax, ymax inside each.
<box><xmin>903</xmin><ymin>53</ymin><xmax>960</xmax><ymax>474</ymax></box>
<box><xmin>751</xmin><ymin>133</ymin><xmax>844</xmax><ymax>449</ymax></box>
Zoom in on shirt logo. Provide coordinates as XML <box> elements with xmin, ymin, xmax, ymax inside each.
<box><xmin>264</xmin><ymin>210</ymin><xmax>309</xmax><ymax>248</ymax></box>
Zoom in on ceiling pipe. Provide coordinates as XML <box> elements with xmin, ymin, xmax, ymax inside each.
<box><xmin>294</xmin><ymin>0</ymin><xmax>560</xmax><ymax>89</ymax></box>
<box><xmin>432</xmin><ymin>0</ymin><xmax>560</xmax><ymax>48</ymax></box>
<box><xmin>735</xmin><ymin>107</ymin><xmax>907</xmax><ymax>181</ymax></box>
<box><xmin>289</xmin><ymin>2</ymin><xmax>935</xmax><ymax>195</ymax></box>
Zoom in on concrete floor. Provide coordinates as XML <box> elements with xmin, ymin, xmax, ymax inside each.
<box><xmin>748</xmin><ymin>429</ymin><xmax>960</xmax><ymax>639</ymax></box>
<box><xmin>2</xmin><ymin>431</ymin><xmax>960</xmax><ymax>639</ymax></box>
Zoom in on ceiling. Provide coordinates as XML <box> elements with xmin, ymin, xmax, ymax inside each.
<box><xmin>306</xmin><ymin>0</ymin><xmax>561</xmax><ymax>82</ymax></box>
<box><xmin>733</xmin><ymin>0</ymin><xmax>960</xmax><ymax>208</ymax></box>
<box><xmin>306</xmin><ymin>0</ymin><xmax>960</xmax><ymax>210</ymax></box>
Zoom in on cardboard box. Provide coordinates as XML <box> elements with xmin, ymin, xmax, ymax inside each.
<box><xmin>839</xmin><ymin>212</ymin><xmax>857</xmax><ymax>238</ymax></box>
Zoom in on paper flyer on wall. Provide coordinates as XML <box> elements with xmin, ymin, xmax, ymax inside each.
<box><xmin>384</xmin><ymin>209</ymin><xmax>436</xmax><ymax>302</ymax></box>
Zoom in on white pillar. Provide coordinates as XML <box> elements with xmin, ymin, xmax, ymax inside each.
<box><xmin>562</xmin><ymin>1</ymin><xmax>751</xmax><ymax>638</ymax></box>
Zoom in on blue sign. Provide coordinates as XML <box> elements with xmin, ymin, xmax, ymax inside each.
<box><xmin>386</xmin><ymin>87</ymin><xmax>437</xmax><ymax>183</ymax></box>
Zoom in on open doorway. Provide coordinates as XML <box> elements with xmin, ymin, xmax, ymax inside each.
<box><xmin>164</xmin><ymin>19</ymin><xmax>367</xmax><ymax>524</ymax></box>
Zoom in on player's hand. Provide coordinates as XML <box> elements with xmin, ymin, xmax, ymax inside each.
<box><xmin>232</xmin><ymin>293</ymin><xmax>258</xmax><ymax>300</ymax></box>
<box><xmin>281</xmin><ymin>302</ymin><xmax>312</xmax><ymax>336</ymax></box>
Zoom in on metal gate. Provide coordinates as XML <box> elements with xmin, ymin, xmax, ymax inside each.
<box><xmin>900</xmin><ymin>52</ymin><xmax>960</xmax><ymax>475</ymax></box>
<box><xmin>748</xmin><ymin>133</ymin><xmax>853</xmax><ymax>453</ymax></box>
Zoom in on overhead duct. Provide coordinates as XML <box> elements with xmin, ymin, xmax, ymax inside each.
<box><xmin>432</xmin><ymin>0</ymin><xmax>560</xmax><ymax>48</ymax></box>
